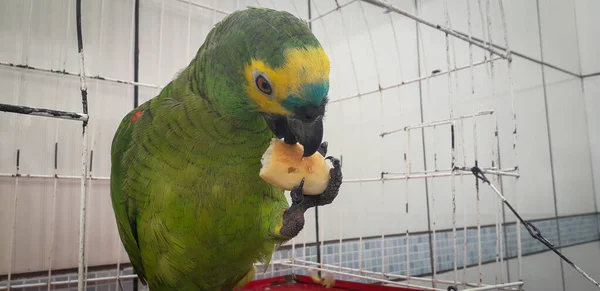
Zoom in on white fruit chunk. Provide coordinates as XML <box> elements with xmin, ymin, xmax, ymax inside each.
<box><xmin>259</xmin><ymin>138</ymin><xmax>331</xmax><ymax>195</ymax></box>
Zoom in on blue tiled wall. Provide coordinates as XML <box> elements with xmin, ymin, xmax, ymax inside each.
<box><xmin>504</xmin><ymin>218</ymin><xmax>560</xmax><ymax>258</ymax></box>
<box><xmin>255</xmin><ymin>213</ymin><xmax>600</xmax><ymax>281</ymax></box>
<box><xmin>558</xmin><ymin>214</ymin><xmax>600</xmax><ymax>246</ymax></box>
<box><xmin>2</xmin><ymin>213</ymin><xmax>599</xmax><ymax>289</ymax></box>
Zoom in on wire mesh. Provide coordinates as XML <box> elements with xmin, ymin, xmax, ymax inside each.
<box><xmin>0</xmin><ymin>0</ymin><xmax>536</xmax><ymax>290</ymax></box>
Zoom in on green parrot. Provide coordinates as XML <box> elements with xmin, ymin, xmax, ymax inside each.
<box><xmin>109</xmin><ymin>7</ymin><xmax>343</xmax><ymax>291</ymax></box>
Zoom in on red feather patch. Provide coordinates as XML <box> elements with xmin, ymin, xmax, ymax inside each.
<box><xmin>131</xmin><ymin>111</ymin><xmax>142</xmax><ymax>122</ymax></box>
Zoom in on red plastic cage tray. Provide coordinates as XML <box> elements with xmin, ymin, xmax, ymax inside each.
<box><xmin>240</xmin><ymin>275</ymin><xmax>433</xmax><ymax>291</ymax></box>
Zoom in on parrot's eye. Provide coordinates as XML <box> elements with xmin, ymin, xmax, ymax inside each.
<box><xmin>255</xmin><ymin>75</ymin><xmax>273</xmax><ymax>95</ymax></box>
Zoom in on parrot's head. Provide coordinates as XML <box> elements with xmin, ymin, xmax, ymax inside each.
<box><xmin>199</xmin><ymin>7</ymin><xmax>330</xmax><ymax>157</ymax></box>
<box><xmin>245</xmin><ymin>43</ymin><xmax>330</xmax><ymax>158</ymax></box>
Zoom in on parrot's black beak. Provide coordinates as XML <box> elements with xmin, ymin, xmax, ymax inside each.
<box><xmin>263</xmin><ymin>104</ymin><xmax>325</xmax><ymax>157</ymax></box>
<box><xmin>286</xmin><ymin>114</ymin><xmax>323</xmax><ymax>157</ymax></box>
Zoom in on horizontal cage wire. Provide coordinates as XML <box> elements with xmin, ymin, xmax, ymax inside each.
<box><xmin>1</xmin><ymin>0</ymin><xmax>599</xmax><ymax>291</ymax></box>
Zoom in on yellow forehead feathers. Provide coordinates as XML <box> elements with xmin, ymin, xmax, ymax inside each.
<box><xmin>243</xmin><ymin>46</ymin><xmax>330</xmax><ymax>115</ymax></box>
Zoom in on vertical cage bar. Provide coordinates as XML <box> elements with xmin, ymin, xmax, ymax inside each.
<box><xmin>335</xmin><ymin>0</ymin><xmax>363</xmax><ymax>277</ymax></box>
<box><xmin>133</xmin><ymin>0</ymin><xmax>140</xmax><ymax>108</ymax></box>
<box><xmin>211</xmin><ymin>0</ymin><xmax>217</xmax><ymax>25</ymax></box>
<box><xmin>7</xmin><ymin>156</ymin><xmax>20</xmax><ymax>291</ymax></box>
<box><xmin>121</xmin><ymin>0</ymin><xmax>138</xmax><ymax>288</ymax></box>
<box><xmin>7</xmin><ymin>175</ymin><xmax>19</xmax><ymax>291</ymax></box>
<box><xmin>484</xmin><ymin>0</ymin><xmax>506</xmax><ymax>283</ymax></box>
<box><xmin>302</xmin><ymin>224</ymin><xmax>306</xmax><ymax>274</ymax></box>
<box><xmin>309</xmin><ymin>0</ymin><xmax>346</xmax><ymax>278</ymax></box>
<box><xmin>442</xmin><ymin>0</ymin><xmax>458</xmax><ymax>285</ymax></box>
<box><xmin>304</xmin><ymin>1</ymin><xmax>344</xmax><ymax>279</ymax></box>
<box><xmin>385</xmin><ymin>2</ymin><xmax>407</xmax><ymax>280</ymax></box>
<box><xmin>379</xmin><ymin>88</ymin><xmax>385</xmax><ymax>279</ymax></box>
<box><xmin>306</xmin><ymin>1</ymin><xmax>323</xmax><ymax>276</ymax></box>
<box><xmin>414</xmin><ymin>0</ymin><xmax>439</xmax><ymax>284</ymax></box>
<box><xmin>460</xmin><ymin>119</ymin><xmax>468</xmax><ymax>287</ymax></box>
<box><xmin>47</xmin><ymin>138</ymin><xmax>59</xmax><ymax>290</ymax></box>
<box><xmin>75</xmin><ymin>0</ymin><xmax>90</xmax><ymax>289</ymax></box>
<box><xmin>405</xmin><ymin>130</ymin><xmax>411</xmax><ymax>282</ymax></box>
<box><xmin>498</xmin><ymin>0</ymin><xmax>522</xmax><ymax>285</ymax></box>
<box><xmin>474</xmin><ymin>114</ymin><xmax>482</xmax><ymax>286</ymax></box>
<box><xmin>465</xmin><ymin>0</ymin><xmax>483</xmax><ymax>285</ymax></box>
<box><xmin>6</xmin><ymin>1</ymin><xmax>33</xmax><ymax>288</ymax></box>
<box><xmin>357</xmin><ymin>0</ymin><xmax>387</xmax><ymax>279</ymax></box>
<box><xmin>431</xmin><ymin>125</ymin><xmax>438</xmax><ymax>282</ymax></box>
<box><xmin>186</xmin><ymin>0</ymin><xmax>192</xmax><ymax>60</ymax></box>
<box><xmin>360</xmin><ymin>0</ymin><xmax>511</xmax><ymax>60</ymax></box>
<box><xmin>46</xmin><ymin>0</ymin><xmax>74</xmax><ymax>287</ymax></box>
<box><xmin>84</xmin><ymin>0</ymin><xmax>105</xmax><ymax>288</ymax></box>
<box><xmin>156</xmin><ymin>0</ymin><xmax>165</xmax><ymax>90</ymax></box>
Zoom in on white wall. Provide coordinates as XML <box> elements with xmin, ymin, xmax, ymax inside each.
<box><xmin>0</xmin><ymin>0</ymin><xmax>598</xmax><ymax>289</ymax></box>
<box><xmin>583</xmin><ymin>75</ymin><xmax>600</xmax><ymax>212</ymax></box>
<box><xmin>544</xmin><ymin>67</ymin><xmax>595</xmax><ymax>216</ymax></box>
<box><xmin>562</xmin><ymin>242</ymin><xmax>600</xmax><ymax>291</ymax></box>
<box><xmin>431</xmin><ymin>241</ymin><xmax>600</xmax><ymax>291</ymax></box>
<box><xmin>574</xmin><ymin>0</ymin><xmax>600</xmax><ymax>76</ymax></box>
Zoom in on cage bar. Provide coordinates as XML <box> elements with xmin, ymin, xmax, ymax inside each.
<box><xmin>0</xmin><ymin>0</ymin><xmax>532</xmax><ymax>290</ymax></box>
<box><xmin>45</xmin><ymin>78</ymin><xmax>68</xmax><ymax>291</ymax></box>
<box><xmin>357</xmin><ymin>0</ymin><xmax>390</xmax><ymax>280</ymax></box>
<box><xmin>0</xmin><ymin>62</ymin><xmax>161</xmax><ymax>90</ymax></box>
<box><xmin>279</xmin><ymin>261</ymin><xmax>447</xmax><ymax>291</ymax></box>
<box><xmin>359</xmin><ymin>0</ymin><xmax>510</xmax><ymax>60</ymax></box>
<box><xmin>0</xmin><ymin>173</ymin><xmax>109</xmax><ymax>180</ymax></box>
<box><xmin>83</xmin><ymin>0</ymin><xmax>106</xmax><ymax>285</ymax></box>
<box><xmin>46</xmin><ymin>1</ymin><xmax>74</xmax><ymax>285</ymax></box>
<box><xmin>76</xmin><ymin>0</ymin><xmax>90</xmax><ymax>289</ymax></box>
<box><xmin>459</xmin><ymin>119</ymin><xmax>468</xmax><ymax>288</ymax></box>
<box><xmin>5</xmin><ymin>4</ymin><xmax>33</xmax><ymax>288</ymax></box>
<box><xmin>466</xmin><ymin>282</ymin><xmax>525</xmax><ymax>291</ymax></box>
<box><xmin>0</xmin><ymin>103</ymin><xmax>89</xmax><ymax>122</ymax></box>
<box><xmin>290</xmin><ymin>259</ymin><xmax>498</xmax><ymax>289</ymax></box>
<box><xmin>282</xmin><ymin>259</ymin><xmax>524</xmax><ymax>291</ymax></box>
<box><xmin>0</xmin><ymin>167</ymin><xmax>520</xmax><ymax>184</ymax></box>
<box><xmin>0</xmin><ymin>275</ymin><xmax>138</xmax><ymax>290</ymax></box>
<box><xmin>381</xmin><ymin>110</ymin><xmax>494</xmax><ymax>137</ymax></box>
<box><xmin>331</xmin><ymin>57</ymin><xmax>502</xmax><ymax>105</ymax></box>
<box><xmin>308</xmin><ymin>1</ymin><xmax>348</xmax><ymax>277</ymax></box>
<box><xmin>413</xmin><ymin>2</ymin><xmax>440</xmax><ymax>285</ymax></box>
<box><xmin>345</xmin><ymin>168</ymin><xmax>519</xmax><ymax>184</ymax></box>
<box><xmin>332</xmin><ymin>0</ymin><xmax>368</xmax><ymax>279</ymax></box>
<box><xmin>441</xmin><ymin>0</ymin><xmax>459</xmax><ymax>285</ymax></box>
<box><xmin>497</xmin><ymin>0</ymin><xmax>523</xmax><ymax>284</ymax></box>
<box><xmin>172</xmin><ymin>0</ymin><xmax>229</xmax><ymax>15</ymax></box>
<box><xmin>479</xmin><ymin>0</ymin><xmax>507</xmax><ymax>284</ymax></box>
<box><xmin>464</xmin><ymin>0</ymin><xmax>484</xmax><ymax>285</ymax></box>
<box><xmin>6</xmin><ymin>167</ymin><xmax>20</xmax><ymax>291</ymax></box>
<box><xmin>309</xmin><ymin>0</ymin><xmax>358</xmax><ymax>23</ymax></box>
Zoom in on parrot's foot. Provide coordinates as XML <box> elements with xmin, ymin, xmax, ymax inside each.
<box><xmin>279</xmin><ymin>144</ymin><xmax>343</xmax><ymax>238</ymax></box>
<box><xmin>290</xmin><ymin>156</ymin><xmax>342</xmax><ymax>208</ymax></box>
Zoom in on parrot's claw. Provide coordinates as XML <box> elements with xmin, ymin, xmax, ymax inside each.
<box><xmin>278</xmin><ymin>150</ymin><xmax>343</xmax><ymax>239</ymax></box>
<box><xmin>317</xmin><ymin>156</ymin><xmax>343</xmax><ymax>206</ymax></box>
<box><xmin>291</xmin><ymin>156</ymin><xmax>343</xmax><ymax>209</ymax></box>
<box><xmin>290</xmin><ymin>178</ymin><xmax>305</xmax><ymax>204</ymax></box>
<box><xmin>317</xmin><ymin>141</ymin><xmax>328</xmax><ymax>156</ymax></box>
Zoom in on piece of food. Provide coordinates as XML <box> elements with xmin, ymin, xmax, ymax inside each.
<box><xmin>260</xmin><ymin>138</ymin><xmax>331</xmax><ymax>195</ymax></box>
<box><xmin>310</xmin><ymin>269</ymin><xmax>336</xmax><ymax>288</ymax></box>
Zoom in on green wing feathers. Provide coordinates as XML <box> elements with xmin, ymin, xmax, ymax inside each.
<box><xmin>110</xmin><ymin>103</ymin><xmax>151</xmax><ymax>285</ymax></box>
